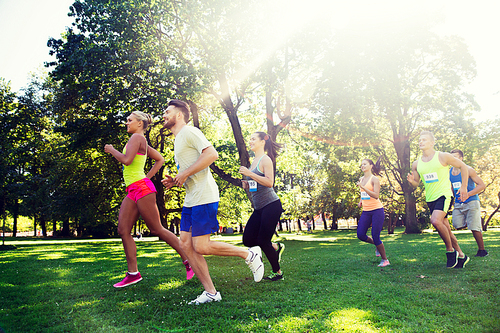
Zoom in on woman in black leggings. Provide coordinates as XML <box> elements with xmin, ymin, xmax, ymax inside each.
<box><xmin>240</xmin><ymin>132</ymin><xmax>285</xmax><ymax>281</ymax></box>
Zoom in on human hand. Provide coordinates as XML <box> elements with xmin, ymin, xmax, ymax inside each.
<box><xmin>458</xmin><ymin>186</ymin><xmax>469</xmax><ymax>202</ymax></box>
<box><xmin>356</xmin><ymin>177</ymin><xmax>363</xmax><ymax>188</ymax></box>
<box><xmin>161</xmin><ymin>175</ymin><xmax>175</xmax><ymax>189</ymax></box>
<box><xmin>241</xmin><ymin>180</ymin><xmax>249</xmax><ymax>190</ymax></box>
<box><xmin>104</xmin><ymin>144</ymin><xmax>114</xmax><ymax>153</ymax></box>
<box><xmin>173</xmin><ymin>171</ymin><xmax>188</xmax><ymax>187</ymax></box>
<box><xmin>407</xmin><ymin>172</ymin><xmax>417</xmax><ymax>187</ymax></box>
<box><xmin>239</xmin><ymin>166</ymin><xmax>251</xmax><ymax>177</ymax></box>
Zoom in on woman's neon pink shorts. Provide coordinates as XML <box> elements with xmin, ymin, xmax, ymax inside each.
<box><xmin>126</xmin><ymin>178</ymin><xmax>157</xmax><ymax>203</ymax></box>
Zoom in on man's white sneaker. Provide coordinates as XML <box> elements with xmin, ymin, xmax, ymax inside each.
<box><xmin>246</xmin><ymin>246</ymin><xmax>264</xmax><ymax>282</ymax></box>
<box><xmin>188</xmin><ymin>291</ymin><xmax>222</xmax><ymax>305</ymax></box>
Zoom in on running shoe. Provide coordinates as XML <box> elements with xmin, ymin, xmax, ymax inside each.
<box><xmin>276</xmin><ymin>242</ymin><xmax>286</xmax><ymax>263</ymax></box>
<box><xmin>184</xmin><ymin>260</ymin><xmax>194</xmax><ymax>280</ymax></box>
<box><xmin>378</xmin><ymin>259</ymin><xmax>390</xmax><ymax>267</ymax></box>
<box><xmin>188</xmin><ymin>291</ymin><xmax>222</xmax><ymax>305</ymax></box>
<box><xmin>113</xmin><ymin>272</ymin><xmax>142</xmax><ymax>288</ymax></box>
<box><xmin>246</xmin><ymin>246</ymin><xmax>264</xmax><ymax>282</ymax></box>
<box><xmin>454</xmin><ymin>255</ymin><xmax>470</xmax><ymax>269</ymax></box>
<box><xmin>475</xmin><ymin>250</ymin><xmax>488</xmax><ymax>257</ymax></box>
<box><xmin>265</xmin><ymin>271</ymin><xmax>284</xmax><ymax>281</ymax></box>
<box><xmin>446</xmin><ymin>250</ymin><xmax>458</xmax><ymax>268</ymax></box>
<box><xmin>375</xmin><ymin>249</ymin><xmax>381</xmax><ymax>257</ymax></box>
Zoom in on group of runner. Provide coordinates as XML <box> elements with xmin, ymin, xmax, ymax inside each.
<box><xmin>359</xmin><ymin>130</ymin><xmax>488</xmax><ymax>270</ymax></box>
<box><xmin>104</xmin><ymin>102</ymin><xmax>488</xmax><ymax>304</ymax></box>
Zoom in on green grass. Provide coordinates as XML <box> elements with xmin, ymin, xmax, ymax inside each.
<box><xmin>1</xmin><ymin>228</ymin><xmax>499</xmax><ymax>332</ymax></box>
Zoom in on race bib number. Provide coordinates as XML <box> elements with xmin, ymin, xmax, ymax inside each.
<box><xmin>452</xmin><ymin>182</ymin><xmax>461</xmax><ymax>190</ymax></box>
<box><xmin>361</xmin><ymin>191</ymin><xmax>370</xmax><ymax>200</ymax></box>
<box><xmin>248</xmin><ymin>180</ymin><xmax>257</xmax><ymax>192</ymax></box>
<box><xmin>423</xmin><ymin>172</ymin><xmax>438</xmax><ymax>183</ymax></box>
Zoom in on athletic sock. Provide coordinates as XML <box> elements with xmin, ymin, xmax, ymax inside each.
<box><xmin>246</xmin><ymin>251</ymin><xmax>252</xmax><ymax>261</ymax></box>
<box><xmin>128</xmin><ymin>271</ymin><xmax>139</xmax><ymax>275</ymax></box>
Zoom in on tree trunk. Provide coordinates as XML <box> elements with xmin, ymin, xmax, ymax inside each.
<box><xmin>388</xmin><ymin>212</ymin><xmax>395</xmax><ymax>234</ymax></box>
<box><xmin>391</xmin><ymin>131</ymin><xmax>419</xmax><ymax>233</ymax></box>
<box><xmin>33</xmin><ymin>215</ymin><xmax>37</xmax><ymax>237</ymax></box>
<box><xmin>62</xmin><ymin>218</ymin><xmax>70</xmax><ymax>237</ymax></box>
<box><xmin>12</xmin><ymin>199</ymin><xmax>18</xmax><ymax>237</ymax></box>
<box><xmin>297</xmin><ymin>218</ymin><xmax>302</xmax><ymax>232</ymax></box>
<box><xmin>53</xmin><ymin>219</ymin><xmax>57</xmax><ymax>237</ymax></box>
<box><xmin>484</xmin><ymin>190</ymin><xmax>500</xmax><ymax>230</ymax></box>
<box><xmin>321</xmin><ymin>212</ymin><xmax>328</xmax><ymax>230</ymax></box>
<box><xmin>40</xmin><ymin>215</ymin><xmax>47</xmax><ymax>237</ymax></box>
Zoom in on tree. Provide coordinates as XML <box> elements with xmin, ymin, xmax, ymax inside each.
<box><xmin>312</xmin><ymin>13</ymin><xmax>478</xmax><ymax>233</ymax></box>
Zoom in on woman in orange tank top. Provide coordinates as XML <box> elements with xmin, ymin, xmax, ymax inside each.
<box><xmin>356</xmin><ymin>158</ymin><xmax>390</xmax><ymax>267</ymax></box>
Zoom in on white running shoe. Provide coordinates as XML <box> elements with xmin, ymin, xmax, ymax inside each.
<box><xmin>188</xmin><ymin>291</ymin><xmax>222</xmax><ymax>305</ymax></box>
<box><xmin>246</xmin><ymin>246</ymin><xmax>264</xmax><ymax>282</ymax></box>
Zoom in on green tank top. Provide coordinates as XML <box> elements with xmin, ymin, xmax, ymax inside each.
<box><xmin>122</xmin><ymin>144</ymin><xmax>147</xmax><ymax>187</ymax></box>
<box><xmin>416</xmin><ymin>151</ymin><xmax>452</xmax><ymax>202</ymax></box>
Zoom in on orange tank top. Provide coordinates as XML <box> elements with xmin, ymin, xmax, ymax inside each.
<box><xmin>360</xmin><ymin>175</ymin><xmax>383</xmax><ymax>211</ymax></box>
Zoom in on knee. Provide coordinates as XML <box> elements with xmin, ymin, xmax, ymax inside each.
<box><xmin>357</xmin><ymin>231</ymin><xmax>367</xmax><ymax>241</ymax></box>
<box><xmin>430</xmin><ymin>217</ymin><xmax>442</xmax><ymax>227</ymax></box>
<box><xmin>242</xmin><ymin>235</ymin><xmax>255</xmax><ymax>248</ymax></box>
<box><xmin>193</xmin><ymin>242</ymin><xmax>210</xmax><ymax>255</ymax></box>
<box><xmin>180</xmin><ymin>238</ymin><xmax>191</xmax><ymax>253</ymax></box>
<box><xmin>117</xmin><ymin>222</ymin><xmax>131</xmax><ymax>238</ymax></box>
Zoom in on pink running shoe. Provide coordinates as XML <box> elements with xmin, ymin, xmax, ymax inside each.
<box><xmin>375</xmin><ymin>249</ymin><xmax>381</xmax><ymax>257</ymax></box>
<box><xmin>184</xmin><ymin>260</ymin><xmax>194</xmax><ymax>280</ymax></box>
<box><xmin>378</xmin><ymin>259</ymin><xmax>390</xmax><ymax>267</ymax></box>
<box><xmin>113</xmin><ymin>272</ymin><xmax>142</xmax><ymax>288</ymax></box>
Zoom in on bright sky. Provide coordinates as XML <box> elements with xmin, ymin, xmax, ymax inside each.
<box><xmin>0</xmin><ymin>0</ymin><xmax>499</xmax><ymax>122</ymax></box>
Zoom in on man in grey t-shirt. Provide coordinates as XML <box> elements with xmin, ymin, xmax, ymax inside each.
<box><xmin>162</xmin><ymin>100</ymin><xmax>264</xmax><ymax>304</ymax></box>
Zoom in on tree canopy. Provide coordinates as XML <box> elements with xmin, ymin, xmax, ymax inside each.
<box><xmin>2</xmin><ymin>0</ymin><xmax>500</xmax><ymax>237</ymax></box>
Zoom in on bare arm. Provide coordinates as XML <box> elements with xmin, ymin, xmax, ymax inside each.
<box><xmin>145</xmin><ymin>146</ymin><xmax>165</xmax><ymax>179</ymax></box>
<box><xmin>239</xmin><ymin>155</ymin><xmax>274</xmax><ymax>188</ymax></box>
<box><xmin>467</xmin><ymin>167</ymin><xmax>485</xmax><ymax>197</ymax></box>
<box><xmin>441</xmin><ymin>152</ymin><xmax>469</xmax><ymax>202</ymax></box>
<box><xmin>407</xmin><ymin>161</ymin><xmax>420</xmax><ymax>188</ymax></box>
<box><xmin>104</xmin><ymin>134</ymin><xmax>142</xmax><ymax>166</ymax></box>
<box><xmin>173</xmin><ymin>146</ymin><xmax>218</xmax><ymax>187</ymax></box>
<box><xmin>357</xmin><ymin>176</ymin><xmax>380</xmax><ymax>199</ymax></box>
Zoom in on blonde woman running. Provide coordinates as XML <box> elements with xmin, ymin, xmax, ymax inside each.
<box><xmin>105</xmin><ymin>111</ymin><xmax>193</xmax><ymax>288</ymax></box>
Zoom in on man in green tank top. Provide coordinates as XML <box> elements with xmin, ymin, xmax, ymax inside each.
<box><xmin>407</xmin><ymin>131</ymin><xmax>470</xmax><ymax>268</ymax></box>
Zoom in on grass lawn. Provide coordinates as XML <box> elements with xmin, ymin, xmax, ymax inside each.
<box><xmin>1</xmin><ymin>228</ymin><xmax>499</xmax><ymax>332</ymax></box>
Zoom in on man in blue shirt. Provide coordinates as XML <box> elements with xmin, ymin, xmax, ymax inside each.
<box><xmin>449</xmin><ymin>149</ymin><xmax>488</xmax><ymax>257</ymax></box>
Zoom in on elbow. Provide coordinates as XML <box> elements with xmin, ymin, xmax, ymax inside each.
<box><xmin>210</xmin><ymin>150</ymin><xmax>219</xmax><ymax>163</ymax></box>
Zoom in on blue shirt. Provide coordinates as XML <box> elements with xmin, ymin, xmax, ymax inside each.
<box><xmin>449</xmin><ymin>169</ymin><xmax>479</xmax><ymax>204</ymax></box>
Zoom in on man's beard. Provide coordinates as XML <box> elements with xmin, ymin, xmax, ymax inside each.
<box><xmin>164</xmin><ymin>118</ymin><xmax>175</xmax><ymax>129</ymax></box>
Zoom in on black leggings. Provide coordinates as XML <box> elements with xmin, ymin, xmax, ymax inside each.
<box><xmin>243</xmin><ymin>200</ymin><xmax>283</xmax><ymax>273</ymax></box>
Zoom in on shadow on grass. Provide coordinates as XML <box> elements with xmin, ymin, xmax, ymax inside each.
<box><xmin>1</xmin><ymin>230</ymin><xmax>499</xmax><ymax>332</ymax></box>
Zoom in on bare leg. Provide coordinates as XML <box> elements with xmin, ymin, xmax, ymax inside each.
<box><xmin>136</xmin><ymin>193</ymin><xmax>188</xmax><ymax>261</ymax></box>
<box><xmin>472</xmin><ymin>230</ymin><xmax>485</xmax><ymax>250</ymax></box>
<box><xmin>192</xmin><ymin>234</ymin><xmax>248</xmax><ymax>258</ymax></box>
<box><xmin>375</xmin><ymin>243</ymin><xmax>388</xmax><ymax>260</ymax></box>
<box><xmin>117</xmin><ymin>197</ymin><xmax>140</xmax><ymax>272</ymax></box>
<box><xmin>431</xmin><ymin>211</ymin><xmax>464</xmax><ymax>257</ymax></box>
<box><xmin>180</xmin><ymin>232</ymin><xmax>217</xmax><ymax>294</ymax></box>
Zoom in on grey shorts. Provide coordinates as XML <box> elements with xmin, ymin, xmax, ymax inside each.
<box><xmin>452</xmin><ymin>200</ymin><xmax>482</xmax><ymax>232</ymax></box>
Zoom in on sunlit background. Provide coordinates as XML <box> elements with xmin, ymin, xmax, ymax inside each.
<box><xmin>0</xmin><ymin>0</ymin><xmax>499</xmax><ymax>122</ymax></box>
